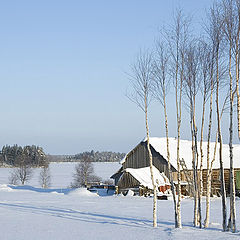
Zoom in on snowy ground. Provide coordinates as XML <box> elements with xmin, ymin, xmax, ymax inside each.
<box><xmin>0</xmin><ymin>162</ymin><xmax>239</xmax><ymax>240</ymax></box>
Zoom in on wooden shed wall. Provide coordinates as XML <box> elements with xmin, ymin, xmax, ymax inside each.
<box><xmin>117</xmin><ymin>172</ymin><xmax>140</xmax><ymax>189</ymax></box>
<box><xmin>202</xmin><ymin>168</ymin><xmax>240</xmax><ymax>195</ymax></box>
<box><xmin>123</xmin><ymin>143</ymin><xmax>148</xmax><ymax>169</ymax></box>
<box><xmin>179</xmin><ymin>168</ymin><xmax>240</xmax><ymax>195</ymax></box>
<box><xmin>122</xmin><ymin>142</ymin><xmax>175</xmax><ymax>179</ymax></box>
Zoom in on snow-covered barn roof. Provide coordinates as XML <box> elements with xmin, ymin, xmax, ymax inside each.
<box><xmin>121</xmin><ymin>137</ymin><xmax>240</xmax><ymax>170</ymax></box>
<box><xmin>122</xmin><ymin>166</ymin><xmax>170</xmax><ymax>189</ymax></box>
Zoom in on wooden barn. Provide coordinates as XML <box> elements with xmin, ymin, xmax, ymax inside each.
<box><xmin>111</xmin><ymin>137</ymin><xmax>240</xmax><ymax>196</ymax></box>
<box><xmin>113</xmin><ymin>165</ymin><xmax>170</xmax><ymax>196</ymax></box>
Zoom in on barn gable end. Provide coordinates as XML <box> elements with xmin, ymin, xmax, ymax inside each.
<box><xmin>122</xmin><ymin>141</ymin><xmax>176</xmax><ymax>180</ymax></box>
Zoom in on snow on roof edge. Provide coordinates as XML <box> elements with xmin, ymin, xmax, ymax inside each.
<box><xmin>121</xmin><ymin>137</ymin><xmax>240</xmax><ymax>170</ymax></box>
<box><xmin>123</xmin><ymin>166</ymin><xmax>170</xmax><ymax>189</ymax></box>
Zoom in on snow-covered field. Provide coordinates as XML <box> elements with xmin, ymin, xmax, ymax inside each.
<box><xmin>0</xmin><ymin>162</ymin><xmax>121</xmax><ymax>188</ymax></box>
<box><xmin>0</xmin><ymin>162</ymin><xmax>239</xmax><ymax>240</ymax></box>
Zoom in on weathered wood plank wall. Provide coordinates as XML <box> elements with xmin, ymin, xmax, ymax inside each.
<box><xmin>123</xmin><ymin>142</ymin><xmax>174</xmax><ymax>179</ymax></box>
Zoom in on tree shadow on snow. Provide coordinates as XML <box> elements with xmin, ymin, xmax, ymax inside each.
<box><xmin>0</xmin><ymin>202</ymin><xmax>173</xmax><ymax>229</ymax></box>
<box><xmin>0</xmin><ymin>201</ymin><xmax>232</xmax><ymax>234</ymax></box>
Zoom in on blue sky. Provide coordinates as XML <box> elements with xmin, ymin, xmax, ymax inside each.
<box><xmin>1</xmin><ymin>0</ymin><xmax>235</xmax><ymax>154</ymax></box>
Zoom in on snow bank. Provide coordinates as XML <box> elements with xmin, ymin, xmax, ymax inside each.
<box><xmin>0</xmin><ymin>184</ymin><xmax>14</xmax><ymax>192</ymax></box>
<box><xmin>68</xmin><ymin>188</ymin><xmax>98</xmax><ymax>197</ymax></box>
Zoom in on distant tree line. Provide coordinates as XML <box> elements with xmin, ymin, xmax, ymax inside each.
<box><xmin>71</xmin><ymin>150</ymin><xmax>125</xmax><ymax>162</ymax></box>
<box><xmin>0</xmin><ymin>144</ymin><xmax>48</xmax><ymax>167</ymax></box>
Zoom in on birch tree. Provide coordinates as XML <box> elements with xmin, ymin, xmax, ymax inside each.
<box><xmin>9</xmin><ymin>153</ymin><xmax>33</xmax><ymax>185</ymax></box>
<box><xmin>183</xmin><ymin>42</ymin><xmax>201</xmax><ymax>227</ymax></box>
<box><xmin>166</xmin><ymin>10</ymin><xmax>190</xmax><ymax>228</ymax></box>
<box><xmin>232</xmin><ymin>0</ymin><xmax>240</xmax><ymax>139</ymax></box>
<box><xmin>152</xmin><ymin>41</ymin><xmax>178</xmax><ymax>227</ymax></box>
<box><xmin>12</xmin><ymin>165</ymin><xmax>33</xmax><ymax>185</ymax></box>
<box><xmin>128</xmin><ymin>50</ymin><xmax>158</xmax><ymax>227</ymax></box>
<box><xmin>203</xmin><ymin>2</ymin><xmax>228</xmax><ymax>230</ymax></box>
<box><xmin>200</xmin><ymin>42</ymin><xmax>216</xmax><ymax>228</ymax></box>
<box><xmin>209</xmin><ymin>3</ymin><xmax>227</xmax><ymax>231</ymax></box>
<box><xmin>222</xmin><ymin>0</ymin><xmax>237</xmax><ymax>232</ymax></box>
<box><xmin>39</xmin><ymin>164</ymin><xmax>51</xmax><ymax>189</ymax></box>
<box><xmin>71</xmin><ymin>156</ymin><xmax>101</xmax><ymax>188</ymax></box>
<box><xmin>203</xmin><ymin>8</ymin><xmax>227</xmax><ymax>228</ymax></box>
<box><xmin>198</xmin><ymin>40</ymin><xmax>213</xmax><ymax>229</ymax></box>
<box><xmin>204</xmin><ymin>82</ymin><xmax>229</xmax><ymax>228</ymax></box>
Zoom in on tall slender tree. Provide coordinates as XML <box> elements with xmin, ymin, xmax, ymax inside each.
<box><xmin>204</xmin><ymin>2</ymin><xmax>228</xmax><ymax>231</ymax></box>
<box><xmin>166</xmin><ymin>10</ymin><xmax>190</xmax><ymax>227</ymax></box>
<box><xmin>128</xmin><ymin>50</ymin><xmax>158</xmax><ymax>227</ymax></box>
<box><xmin>199</xmin><ymin>41</ymin><xmax>216</xmax><ymax>228</ymax></box>
<box><xmin>152</xmin><ymin>41</ymin><xmax>178</xmax><ymax>227</ymax></box>
<box><xmin>198</xmin><ymin>40</ymin><xmax>213</xmax><ymax>229</ymax></box>
<box><xmin>222</xmin><ymin>0</ymin><xmax>237</xmax><ymax>232</ymax></box>
<box><xmin>233</xmin><ymin>0</ymin><xmax>240</xmax><ymax>139</ymax></box>
<box><xmin>209</xmin><ymin>3</ymin><xmax>227</xmax><ymax>231</ymax></box>
<box><xmin>183</xmin><ymin>41</ymin><xmax>201</xmax><ymax>227</ymax></box>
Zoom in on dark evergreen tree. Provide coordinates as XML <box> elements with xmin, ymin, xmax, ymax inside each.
<box><xmin>0</xmin><ymin>145</ymin><xmax>47</xmax><ymax>167</ymax></box>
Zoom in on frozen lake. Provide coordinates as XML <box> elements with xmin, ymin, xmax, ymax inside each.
<box><xmin>0</xmin><ymin>162</ymin><xmax>121</xmax><ymax>188</ymax></box>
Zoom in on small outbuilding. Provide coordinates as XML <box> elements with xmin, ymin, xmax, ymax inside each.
<box><xmin>115</xmin><ymin>165</ymin><xmax>170</xmax><ymax>196</ymax></box>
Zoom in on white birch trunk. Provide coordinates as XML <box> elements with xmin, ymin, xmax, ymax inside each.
<box><xmin>198</xmin><ymin>93</ymin><xmax>206</xmax><ymax>229</ymax></box>
<box><xmin>145</xmin><ymin>95</ymin><xmax>157</xmax><ymax>228</ymax></box>
<box><xmin>204</xmin><ymin>77</ymin><xmax>214</xmax><ymax>228</ymax></box>
<box><xmin>227</xmin><ymin>45</ymin><xmax>236</xmax><ymax>232</ymax></box>
<box><xmin>216</xmin><ymin>51</ymin><xmax>227</xmax><ymax>231</ymax></box>
<box><xmin>236</xmin><ymin>47</ymin><xmax>240</xmax><ymax>139</ymax></box>
<box><xmin>163</xmin><ymin>87</ymin><xmax>178</xmax><ymax>227</ymax></box>
<box><xmin>175</xmin><ymin>63</ymin><xmax>183</xmax><ymax>229</ymax></box>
